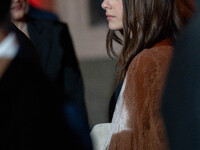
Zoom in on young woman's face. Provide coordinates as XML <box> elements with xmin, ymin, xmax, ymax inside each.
<box><xmin>10</xmin><ymin>0</ymin><xmax>28</xmax><ymax>21</ymax></box>
<box><xmin>101</xmin><ymin>0</ymin><xmax>123</xmax><ymax>30</ymax></box>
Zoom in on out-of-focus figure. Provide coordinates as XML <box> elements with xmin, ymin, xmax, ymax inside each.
<box><xmin>161</xmin><ymin>1</ymin><xmax>200</xmax><ymax>150</ymax></box>
<box><xmin>11</xmin><ymin>0</ymin><xmax>88</xmax><ymax>124</ymax></box>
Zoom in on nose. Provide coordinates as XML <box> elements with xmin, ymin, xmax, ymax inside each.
<box><xmin>101</xmin><ymin>0</ymin><xmax>111</xmax><ymax>10</ymax></box>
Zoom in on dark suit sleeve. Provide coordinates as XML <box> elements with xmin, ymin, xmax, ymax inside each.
<box><xmin>58</xmin><ymin>23</ymin><xmax>87</xmax><ymax>119</ymax></box>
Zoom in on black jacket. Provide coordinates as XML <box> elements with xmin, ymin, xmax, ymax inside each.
<box><xmin>27</xmin><ymin>18</ymin><xmax>87</xmax><ymax>118</ymax></box>
<box><xmin>0</xmin><ymin>24</ymin><xmax>92</xmax><ymax>150</ymax></box>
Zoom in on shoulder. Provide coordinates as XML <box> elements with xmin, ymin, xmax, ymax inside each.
<box><xmin>128</xmin><ymin>45</ymin><xmax>173</xmax><ymax>72</ymax></box>
<box><xmin>28</xmin><ymin>18</ymin><xmax>69</xmax><ymax>31</ymax></box>
<box><xmin>124</xmin><ymin>44</ymin><xmax>174</xmax><ymax>101</ymax></box>
<box><xmin>126</xmin><ymin>45</ymin><xmax>173</xmax><ymax>84</ymax></box>
<box><xmin>10</xmin><ymin>24</ymin><xmax>41</xmax><ymax>64</ymax></box>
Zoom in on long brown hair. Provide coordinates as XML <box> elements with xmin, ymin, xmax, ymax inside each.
<box><xmin>106</xmin><ymin>0</ymin><xmax>194</xmax><ymax>82</ymax></box>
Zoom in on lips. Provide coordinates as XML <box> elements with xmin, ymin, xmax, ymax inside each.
<box><xmin>106</xmin><ymin>14</ymin><xmax>114</xmax><ymax>20</ymax></box>
<box><xmin>11</xmin><ymin>3</ymin><xmax>23</xmax><ymax>10</ymax></box>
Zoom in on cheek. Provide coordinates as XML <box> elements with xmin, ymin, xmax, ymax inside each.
<box><xmin>117</xmin><ymin>8</ymin><xmax>123</xmax><ymax>26</ymax></box>
<box><xmin>117</xmin><ymin>3</ymin><xmax>123</xmax><ymax>21</ymax></box>
<box><xmin>108</xmin><ymin>20</ymin><xmax>123</xmax><ymax>30</ymax></box>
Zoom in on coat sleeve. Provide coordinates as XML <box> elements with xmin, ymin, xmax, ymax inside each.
<box><xmin>58</xmin><ymin>23</ymin><xmax>87</xmax><ymax>119</ymax></box>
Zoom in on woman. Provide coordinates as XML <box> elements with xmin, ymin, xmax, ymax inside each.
<box><xmin>10</xmin><ymin>0</ymin><xmax>87</xmax><ymax>120</ymax></box>
<box><xmin>101</xmin><ymin>0</ymin><xmax>194</xmax><ymax>149</ymax></box>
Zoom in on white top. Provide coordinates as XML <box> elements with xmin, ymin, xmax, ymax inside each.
<box><xmin>0</xmin><ymin>32</ymin><xmax>19</xmax><ymax>59</ymax></box>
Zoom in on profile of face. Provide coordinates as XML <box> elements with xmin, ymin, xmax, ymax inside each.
<box><xmin>101</xmin><ymin>0</ymin><xmax>123</xmax><ymax>30</ymax></box>
<box><xmin>10</xmin><ymin>0</ymin><xmax>28</xmax><ymax>21</ymax></box>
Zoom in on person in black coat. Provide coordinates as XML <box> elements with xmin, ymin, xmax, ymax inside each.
<box><xmin>0</xmin><ymin>1</ymin><xmax>93</xmax><ymax>149</ymax></box>
<box><xmin>10</xmin><ymin>0</ymin><xmax>88</xmax><ymax>122</ymax></box>
<box><xmin>1</xmin><ymin>26</ymin><xmax>92</xmax><ymax>150</ymax></box>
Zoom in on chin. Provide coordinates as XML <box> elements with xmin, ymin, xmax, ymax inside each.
<box><xmin>108</xmin><ymin>24</ymin><xmax>123</xmax><ymax>30</ymax></box>
<box><xmin>12</xmin><ymin>13</ymin><xmax>25</xmax><ymax>21</ymax></box>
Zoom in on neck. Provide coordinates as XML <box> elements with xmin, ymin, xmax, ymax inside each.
<box><xmin>12</xmin><ymin>18</ymin><xmax>27</xmax><ymax>31</ymax></box>
<box><xmin>12</xmin><ymin>18</ymin><xmax>29</xmax><ymax>38</ymax></box>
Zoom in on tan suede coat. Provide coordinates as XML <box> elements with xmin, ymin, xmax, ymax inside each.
<box><xmin>105</xmin><ymin>39</ymin><xmax>173</xmax><ymax>150</ymax></box>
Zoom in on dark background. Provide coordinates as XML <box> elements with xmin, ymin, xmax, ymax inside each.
<box><xmin>89</xmin><ymin>0</ymin><xmax>106</xmax><ymax>25</ymax></box>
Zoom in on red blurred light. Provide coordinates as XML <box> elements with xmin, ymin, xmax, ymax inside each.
<box><xmin>27</xmin><ymin>0</ymin><xmax>43</xmax><ymax>8</ymax></box>
<box><xmin>27</xmin><ymin>0</ymin><xmax>55</xmax><ymax>12</ymax></box>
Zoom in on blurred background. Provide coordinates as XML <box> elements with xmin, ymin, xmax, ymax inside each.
<box><xmin>27</xmin><ymin>0</ymin><xmax>117</xmax><ymax>128</ymax></box>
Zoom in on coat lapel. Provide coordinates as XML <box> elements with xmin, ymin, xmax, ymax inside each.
<box><xmin>27</xmin><ymin>20</ymin><xmax>51</xmax><ymax>70</ymax></box>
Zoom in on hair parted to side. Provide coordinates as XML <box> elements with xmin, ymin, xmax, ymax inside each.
<box><xmin>0</xmin><ymin>0</ymin><xmax>11</xmax><ymax>25</ymax></box>
<box><xmin>106</xmin><ymin>0</ymin><xmax>194</xmax><ymax>82</ymax></box>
